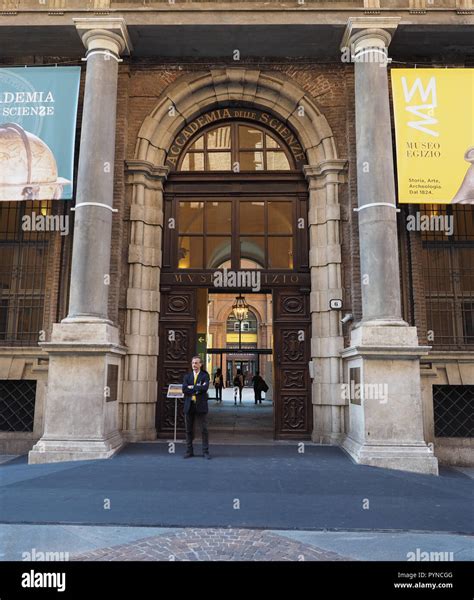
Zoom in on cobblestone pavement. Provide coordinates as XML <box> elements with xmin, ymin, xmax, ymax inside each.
<box><xmin>72</xmin><ymin>528</ymin><xmax>352</xmax><ymax>561</ymax></box>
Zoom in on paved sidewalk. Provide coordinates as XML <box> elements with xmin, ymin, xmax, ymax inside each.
<box><xmin>1</xmin><ymin>524</ymin><xmax>472</xmax><ymax>562</ymax></box>
<box><xmin>207</xmin><ymin>387</ymin><xmax>273</xmax><ymax>438</ymax></box>
<box><xmin>72</xmin><ymin>528</ymin><xmax>350</xmax><ymax>561</ymax></box>
<box><xmin>1</xmin><ymin>443</ymin><xmax>472</xmax><ymax>533</ymax></box>
<box><xmin>0</xmin><ymin>456</ymin><xmax>19</xmax><ymax>465</ymax></box>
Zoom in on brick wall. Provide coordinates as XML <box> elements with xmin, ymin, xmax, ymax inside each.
<box><xmin>0</xmin><ymin>57</ymin><xmax>364</xmax><ymax>345</ymax></box>
<box><xmin>111</xmin><ymin>67</ymin><xmax>131</xmax><ymax>339</ymax></box>
<box><xmin>117</xmin><ymin>60</ymin><xmax>360</xmax><ymax>346</ymax></box>
<box><xmin>342</xmin><ymin>67</ymin><xmax>361</xmax><ymax>344</ymax></box>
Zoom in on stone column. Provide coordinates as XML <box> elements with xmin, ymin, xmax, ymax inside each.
<box><xmin>67</xmin><ymin>29</ymin><xmax>125</xmax><ymax>320</ymax></box>
<box><xmin>351</xmin><ymin>24</ymin><xmax>403</xmax><ymax>326</ymax></box>
<box><xmin>304</xmin><ymin>161</ymin><xmax>347</xmax><ymax>445</ymax></box>
<box><xmin>340</xmin><ymin>18</ymin><xmax>438</xmax><ymax>474</ymax></box>
<box><xmin>121</xmin><ymin>161</ymin><xmax>168</xmax><ymax>442</ymax></box>
<box><xmin>29</xmin><ymin>19</ymin><xmax>132</xmax><ymax>464</ymax></box>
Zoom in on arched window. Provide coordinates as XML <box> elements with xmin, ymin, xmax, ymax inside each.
<box><xmin>177</xmin><ymin>198</ymin><xmax>295</xmax><ymax>270</ymax></box>
<box><xmin>165</xmin><ymin>115</ymin><xmax>308</xmax><ymax>272</ymax></box>
<box><xmin>179</xmin><ymin>123</ymin><xmax>294</xmax><ymax>172</ymax></box>
<box><xmin>227</xmin><ymin>310</ymin><xmax>258</xmax><ymax>334</ymax></box>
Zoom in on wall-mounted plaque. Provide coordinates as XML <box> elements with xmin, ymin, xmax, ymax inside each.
<box><xmin>106</xmin><ymin>364</ymin><xmax>119</xmax><ymax>402</ymax></box>
<box><xmin>349</xmin><ymin>366</ymin><xmax>361</xmax><ymax>405</ymax></box>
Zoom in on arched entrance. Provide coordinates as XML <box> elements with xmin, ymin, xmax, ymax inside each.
<box><xmin>224</xmin><ymin>308</ymin><xmax>260</xmax><ymax>388</ymax></box>
<box><xmin>158</xmin><ymin>112</ymin><xmax>311</xmax><ymax>439</ymax></box>
<box><xmin>124</xmin><ymin>69</ymin><xmax>347</xmax><ymax>444</ymax></box>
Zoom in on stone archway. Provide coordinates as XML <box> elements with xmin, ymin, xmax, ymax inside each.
<box><xmin>207</xmin><ymin>298</ymin><xmax>266</xmax><ymax>350</ymax></box>
<box><xmin>123</xmin><ymin>68</ymin><xmax>347</xmax><ymax>443</ymax></box>
<box><xmin>210</xmin><ymin>300</ymin><xmax>265</xmax><ymax>385</ymax></box>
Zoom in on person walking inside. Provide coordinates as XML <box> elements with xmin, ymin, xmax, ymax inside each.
<box><xmin>213</xmin><ymin>368</ymin><xmax>225</xmax><ymax>403</ymax></box>
<box><xmin>252</xmin><ymin>371</ymin><xmax>268</xmax><ymax>404</ymax></box>
<box><xmin>233</xmin><ymin>368</ymin><xmax>244</xmax><ymax>405</ymax></box>
<box><xmin>182</xmin><ymin>356</ymin><xmax>211</xmax><ymax>459</ymax></box>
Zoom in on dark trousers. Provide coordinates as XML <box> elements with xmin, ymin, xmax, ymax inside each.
<box><xmin>254</xmin><ymin>389</ymin><xmax>262</xmax><ymax>403</ymax></box>
<box><xmin>185</xmin><ymin>404</ymin><xmax>209</xmax><ymax>453</ymax></box>
<box><xmin>215</xmin><ymin>385</ymin><xmax>223</xmax><ymax>401</ymax></box>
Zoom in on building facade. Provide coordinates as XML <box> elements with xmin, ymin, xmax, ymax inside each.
<box><xmin>0</xmin><ymin>0</ymin><xmax>473</xmax><ymax>474</ymax></box>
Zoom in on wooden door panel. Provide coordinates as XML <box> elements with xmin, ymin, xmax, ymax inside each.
<box><xmin>161</xmin><ymin>290</ymin><xmax>196</xmax><ymax>320</ymax></box>
<box><xmin>281</xmin><ymin>394</ymin><xmax>309</xmax><ymax>432</ymax></box>
<box><xmin>156</xmin><ymin>289</ymin><xmax>197</xmax><ymax>436</ymax></box>
<box><xmin>273</xmin><ymin>289</ymin><xmax>311</xmax><ymax>438</ymax></box>
<box><xmin>274</xmin><ymin>291</ymin><xmax>309</xmax><ymax>321</ymax></box>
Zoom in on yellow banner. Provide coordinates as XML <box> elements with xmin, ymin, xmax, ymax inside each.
<box><xmin>391</xmin><ymin>69</ymin><xmax>474</xmax><ymax>204</ymax></box>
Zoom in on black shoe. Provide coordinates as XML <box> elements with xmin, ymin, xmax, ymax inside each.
<box><xmin>203</xmin><ymin>452</ymin><xmax>211</xmax><ymax>460</ymax></box>
<box><xmin>184</xmin><ymin>451</ymin><xmax>194</xmax><ymax>459</ymax></box>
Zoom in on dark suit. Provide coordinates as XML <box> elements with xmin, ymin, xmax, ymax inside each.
<box><xmin>182</xmin><ymin>369</ymin><xmax>210</xmax><ymax>454</ymax></box>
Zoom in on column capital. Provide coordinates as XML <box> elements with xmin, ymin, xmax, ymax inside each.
<box><xmin>73</xmin><ymin>17</ymin><xmax>133</xmax><ymax>57</ymax></box>
<box><xmin>340</xmin><ymin>17</ymin><xmax>400</xmax><ymax>52</ymax></box>
<box><xmin>126</xmin><ymin>160</ymin><xmax>170</xmax><ymax>189</ymax></box>
<box><xmin>304</xmin><ymin>160</ymin><xmax>348</xmax><ymax>187</ymax></box>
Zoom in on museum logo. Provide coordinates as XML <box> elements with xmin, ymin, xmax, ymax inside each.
<box><xmin>401</xmin><ymin>76</ymin><xmax>438</xmax><ymax>137</ymax></box>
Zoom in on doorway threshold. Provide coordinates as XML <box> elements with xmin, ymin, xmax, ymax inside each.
<box><xmin>141</xmin><ymin>433</ymin><xmax>326</xmax><ymax>446</ymax></box>
<box><xmin>210</xmin><ymin>429</ymin><xmax>274</xmax><ymax>445</ymax></box>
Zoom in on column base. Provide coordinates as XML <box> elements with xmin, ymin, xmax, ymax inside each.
<box><xmin>61</xmin><ymin>315</ymin><xmax>114</xmax><ymax>326</ymax></box>
<box><xmin>122</xmin><ymin>428</ymin><xmax>158</xmax><ymax>443</ymax></box>
<box><xmin>311</xmin><ymin>431</ymin><xmax>345</xmax><ymax>445</ymax></box>
<box><xmin>342</xmin><ymin>435</ymin><xmax>439</xmax><ymax>475</ymax></box>
<box><xmin>341</xmin><ymin>324</ymin><xmax>438</xmax><ymax>476</ymax></box>
<box><xmin>29</xmin><ymin>432</ymin><xmax>124</xmax><ymax>464</ymax></box>
<box><xmin>356</xmin><ymin>317</ymin><xmax>409</xmax><ymax>328</ymax></box>
<box><xmin>30</xmin><ymin>321</ymin><xmax>126</xmax><ymax>465</ymax></box>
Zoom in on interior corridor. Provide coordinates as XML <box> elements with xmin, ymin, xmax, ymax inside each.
<box><xmin>206</xmin><ymin>386</ymin><xmax>273</xmax><ymax>443</ymax></box>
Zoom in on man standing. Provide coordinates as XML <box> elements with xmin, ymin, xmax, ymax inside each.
<box><xmin>252</xmin><ymin>371</ymin><xmax>267</xmax><ymax>404</ymax></box>
<box><xmin>182</xmin><ymin>356</ymin><xmax>211</xmax><ymax>459</ymax></box>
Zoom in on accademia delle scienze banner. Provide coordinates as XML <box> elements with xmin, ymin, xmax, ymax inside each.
<box><xmin>391</xmin><ymin>69</ymin><xmax>474</xmax><ymax>204</ymax></box>
<box><xmin>0</xmin><ymin>66</ymin><xmax>80</xmax><ymax>202</ymax></box>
